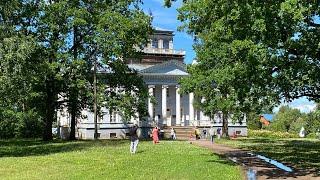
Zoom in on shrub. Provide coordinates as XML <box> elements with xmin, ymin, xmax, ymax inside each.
<box><xmin>15</xmin><ymin>110</ymin><xmax>43</xmax><ymax>138</ymax></box>
<box><xmin>0</xmin><ymin>110</ymin><xmax>17</xmax><ymax>138</ymax></box>
<box><xmin>248</xmin><ymin>129</ymin><xmax>298</xmax><ymax>138</ymax></box>
<box><xmin>306</xmin><ymin>133</ymin><xmax>318</xmax><ymax>139</ymax></box>
<box><xmin>0</xmin><ymin>109</ymin><xmax>43</xmax><ymax>139</ymax></box>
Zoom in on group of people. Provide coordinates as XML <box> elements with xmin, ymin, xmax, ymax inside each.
<box><xmin>194</xmin><ymin>127</ymin><xmax>221</xmax><ymax>143</ymax></box>
<box><xmin>151</xmin><ymin>127</ymin><xmax>176</xmax><ymax>144</ymax></box>
<box><xmin>129</xmin><ymin>124</ymin><xmax>177</xmax><ymax>154</ymax></box>
<box><xmin>129</xmin><ymin>124</ymin><xmax>223</xmax><ymax>154</ymax></box>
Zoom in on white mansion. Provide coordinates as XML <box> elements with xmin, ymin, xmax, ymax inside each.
<box><xmin>57</xmin><ymin>27</ymin><xmax>247</xmax><ymax>139</ymax></box>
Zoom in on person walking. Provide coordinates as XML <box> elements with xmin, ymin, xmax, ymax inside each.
<box><xmin>195</xmin><ymin>127</ymin><xmax>200</xmax><ymax>140</ymax></box>
<box><xmin>209</xmin><ymin>126</ymin><xmax>215</xmax><ymax>144</ymax></box>
<box><xmin>202</xmin><ymin>128</ymin><xmax>207</xmax><ymax>139</ymax></box>
<box><xmin>129</xmin><ymin>124</ymin><xmax>139</xmax><ymax>154</ymax></box>
<box><xmin>152</xmin><ymin>126</ymin><xmax>159</xmax><ymax>144</ymax></box>
<box><xmin>217</xmin><ymin>127</ymin><xmax>221</xmax><ymax>139</ymax></box>
<box><xmin>170</xmin><ymin>128</ymin><xmax>176</xmax><ymax>140</ymax></box>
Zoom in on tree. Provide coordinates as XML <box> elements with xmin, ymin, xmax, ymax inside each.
<box><xmin>166</xmin><ymin>0</ymin><xmax>320</xmax><ymax>136</ymax></box>
<box><xmin>175</xmin><ymin>0</ymin><xmax>279</xmax><ymax>136</ymax></box>
<box><xmin>305</xmin><ymin>104</ymin><xmax>320</xmax><ymax>134</ymax></box>
<box><xmin>0</xmin><ymin>0</ymin><xmax>151</xmax><ymax>140</ymax></box>
<box><xmin>267</xmin><ymin>106</ymin><xmax>304</xmax><ymax>132</ymax></box>
<box><xmin>247</xmin><ymin>112</ymin><xmax>262</xmax><ymax>130</ymax></box>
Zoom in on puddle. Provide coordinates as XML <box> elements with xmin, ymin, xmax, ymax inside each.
<box><xmin>247</xmin><ymin>168</ymin><xmax>257</xmax><ymax>180</ymax></box>
<box><xmin>248</xmin><ymin>153</ymin><xmax>293</xmax><ymax>172</ymax></box>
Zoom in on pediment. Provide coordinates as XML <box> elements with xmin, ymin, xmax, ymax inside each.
<box><xmin>140</xmin><ymin>60</ymin><xmax>188</xmax><ymax>76</ymax></box>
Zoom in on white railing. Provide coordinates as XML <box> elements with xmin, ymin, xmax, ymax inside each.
<box><xmin>143</xmin><ymin>47</ymin><xmax>186</xmax><ymax>55</ymax></box>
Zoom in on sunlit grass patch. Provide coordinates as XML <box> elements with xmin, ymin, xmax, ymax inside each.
<box><xmin>0</xmin><ymin>139</ymin><xmax>242</xmax><ymax>180</ymax></box>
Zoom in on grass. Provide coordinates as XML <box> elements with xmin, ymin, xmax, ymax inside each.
<box><xmin>0</xmin><ymin>139</ymin><xmax>242</xmax><ymax>180</ymax></box>
<box><xmin>216</xmin><ymin>137</ymin><xmax>320</xmax><ymax>174</ymax></box>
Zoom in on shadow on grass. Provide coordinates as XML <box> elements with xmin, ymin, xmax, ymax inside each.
<box><xmin>235</xmin><ymin>138</ymin><xmax>320</xmax><ymax>176</ymax></box>
<box><xmin>0</xmin><ymin>139</ymin><xmax>128</xmax><ymax>158</ymax></box>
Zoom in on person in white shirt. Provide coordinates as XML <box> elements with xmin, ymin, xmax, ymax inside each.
<box><xmin>170</xmin><ymin>128</ymin><xmax>176</xmax><ymax>140</ymax></box>
<box><xmin>209</xmin><ymin>126</ymin><xmax>215</xmax><ymax>144</ymax></box>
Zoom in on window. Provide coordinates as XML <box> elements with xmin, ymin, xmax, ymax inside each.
<box><xmin>125</xmin><ymin>133</ymin><xmax>130</xmax><ymax>137</ymax></box>
<box><xmin>152</xmin><ymin>39</ymin><xmax>158</xmax><ymax>48</ymax></box>
<box><xmin>110</xmin><ymin>133</ymin><xmax>117</xmax><ymax>138</ymax></box>
<box><xmin>110</xmin><ymin>110</ymin><xmax>117</xmax><ymax>123</ymax></box>
<box><xmin>163</xmin><ymin>39</ymin><xmax>169</xmax><ymax>49</ymax></box>
<box><xmin>166</xmin><ymin>89</ymin><xmax>169</xmax><ymax>97</ymax></box>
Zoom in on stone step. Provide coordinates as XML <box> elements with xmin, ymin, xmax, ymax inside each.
<box><xmin>162</xmin><ymin>126</ymin><xmax>196</xmax><ymax>140</ymax></box>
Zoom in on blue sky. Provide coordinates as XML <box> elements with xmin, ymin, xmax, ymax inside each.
<box><xmin>142</xmin><ymin>0</ymin><xmax>317</xmax><ymax>113</ymax></box>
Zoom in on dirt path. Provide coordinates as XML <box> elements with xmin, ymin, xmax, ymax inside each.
<box><xmin>191</xmin><ymin>140</ymin><xmax>319</xmax><ymax>180</ymax></box>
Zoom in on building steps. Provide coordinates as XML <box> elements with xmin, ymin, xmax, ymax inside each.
<box><xmin>163</xmin><ymin>126</ymin><xmax>195</xmax><ymax>140</ymax></box>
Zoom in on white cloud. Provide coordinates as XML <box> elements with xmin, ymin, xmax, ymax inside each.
<box><xmin>291</xmin><ymin>104</ymin><xmax>317</xmax><ymax>113</ymax></box>
<box><xmin>273</xmin><ymin>97</ymin><xmax>317</xmax><ymax>113</ymax></box>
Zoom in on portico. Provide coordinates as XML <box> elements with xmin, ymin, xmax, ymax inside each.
<box><xmin>139</xmin><ymin>60</ymin><xmax>196</xmax><ymax>128</ymax></box>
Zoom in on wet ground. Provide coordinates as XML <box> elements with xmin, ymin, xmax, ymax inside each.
<box><xmin>191</xmin><ymin>140</ymin><xmax>320</xmax><ymax>180</ymax></box>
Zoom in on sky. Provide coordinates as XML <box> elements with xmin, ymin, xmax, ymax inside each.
<box><xmin>142</xmin><ymin>0</ymin><xmax>317</xmax><ymax>114</ymax></box>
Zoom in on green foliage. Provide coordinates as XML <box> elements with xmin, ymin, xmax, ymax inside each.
<box><xmin>247</xmin><ymin>112</ymin><xmax>262</xmax><ymax>130</ymax></box>
<box><xmin>0</xmin><ymin>109</ymin><xmax>42</xmax><ymax>139</ymax></box>
<box><xmin>248</xmin><ymin>129</ymin><xmax>298</xmax><ymax>139</ymax></box>
<box><xmin>0</xmin><ymin>0</ymin><xmax>152</xmax><ymax>140</ymax></box>
<box><xmin>174</xmin><ymin>0</ymin><xmax>320</xmax><ymax>137</ymax></box>
<box><xmin>267</xmin><ymin>106</ymin><xmax>305</xmax><ymax>132</ymax></box>
<box><xmin>306</xmin><ymin>132</ymin><xmax>318</xmax><ymax>139</ymax></box>
<box><xmin>305</xmin><ymin>107</ymin><xmax>320</xmax><ymax>134</ymax></box>
<box><xmin>177</xmin><ymin>0</ymin><xmax>280</xmax><ymax>135</ymax></box>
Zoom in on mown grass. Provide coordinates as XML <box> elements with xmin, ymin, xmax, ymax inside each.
<box><xmin>216</xmin><ymin>137</ymin><xmax>320</xmax><ymax>174</ymax></box>
<box><xmin>0</xmin><ymin>139</ymin><xmax>242</xmax><ymax>180</ymax></box>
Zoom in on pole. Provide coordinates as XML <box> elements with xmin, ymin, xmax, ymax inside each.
<box><xmin>94</xmin><ymin>57</ymin><xmax>98</xmax><ymax>139</ymax></box>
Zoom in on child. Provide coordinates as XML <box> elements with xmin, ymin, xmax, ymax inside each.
<box><xmin>170</xmin><ymin>128</ymin><xmax>176</xmax><ymax>140</ymax></box>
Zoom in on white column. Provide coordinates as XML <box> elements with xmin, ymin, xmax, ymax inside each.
<box><xmin>158</xmin><ymin>39</ymin><xmax>163</xmax><ymax>49</ymax></box>
<box><xmin>169</xmin><ymin>40</ymin><xmax>173</xmax><ymax>49</ymax></box>
<box><xmin>162</xmin><ymin>85</ymin><xmax>168</xmax><ymax>125</ymax></box>
<box><xmin>189</xmin><ymin>92</ymin><xmax>195</xmax><ymax>126</ymax></box>
<box><xmin>176</xmin><ymin>86</ymin><xmax>181</xmax><ymax>126</ymax></box>
<box><xmin>148</xmin><ymin>85</ymin><xmax>155</xmax><ymax>122</ymax></box>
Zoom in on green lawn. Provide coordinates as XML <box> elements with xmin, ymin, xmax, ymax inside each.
<box><xmin>0</xmin><ymin>139</ymin><xmax>242</xmax><ymax>180</ymax></box>
<box><xmin>217</xmin><ymin>137</ymin><xmax>320</xmax><ymax>174</ymax></box>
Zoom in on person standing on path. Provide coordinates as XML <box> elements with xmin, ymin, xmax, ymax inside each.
<box><xmin>129</xmin><ymin>124</ymin><xmax>139</xmax><ymax>153</ymax></box>
<box><xmin>152</xmin><ymin>126</ymin><xmax>159</xmax><ymax>144</ymax></box>
<box><xmin>217</xmin><ymin>127</ymin><xmax>221</xmax><ymax>139</ymax></box>
<box><xmin>209</xmin><ymin>126</ymin><xmax>215</xmax><ymax>143</ymax></box>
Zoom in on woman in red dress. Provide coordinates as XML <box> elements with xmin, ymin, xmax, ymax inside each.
<box><xmin>152</xmin><ymin>126</ymin><xmax>159</xmax><ymax>144</ymax></box>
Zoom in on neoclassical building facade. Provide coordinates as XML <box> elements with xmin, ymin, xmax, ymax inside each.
<box><xmin>57</xmin><ymin>27</ymin><xmax>247</xmax><ymax>139</ymax></box>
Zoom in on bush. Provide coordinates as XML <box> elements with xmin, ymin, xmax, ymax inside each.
<box><xmin>248</xmin><ymin>129</ymin><xmax>298</xmax><ymax>138</ymax></box>
<box><xmin>15</xmin><ymin>110</ymin><xmax>43</xmax><ymax>138</ymax></box>
<box><xmin>0</xmin><ymin>110</ymin><xmax>17</xmax><ymax>138</ymax></box>
<box><xmin>306</xmin><ymin>133</ymin><xmax>318</xmax><ymax>139</ymax></box>
<box><xmin>0</xmin><ymin>109</ymin><xmax>43</xmax><ymax>139</ymax></box>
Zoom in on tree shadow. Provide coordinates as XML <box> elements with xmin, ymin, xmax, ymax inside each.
<box><xmin>0</xmin><ymin>139</ymin><xmax>127</xmax><ymax>158</ymax></box>
<box><xmin>235</xmin><ymin>138</ymin><xmax>320</xmax><ymax>177</ymax></box>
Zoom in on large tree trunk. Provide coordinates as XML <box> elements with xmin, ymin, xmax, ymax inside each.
<box><xmin>69</xmin><ymin>25</ymin><xmax>78</xmax><ymax>141</ymax></box>
<box><xmin>69</xmin><ymin>103</ymin><xmax>76</xmax><ymax>140</ymax></box>
<box><xmin>43</xmin><ymin>79</ymin><xmax>54</xmax><ymax>141</ymax></box>
<box><xmin>222</xmin><ymin>111</ymin><xmax>229</xmax><ymax>137</ymax></box>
